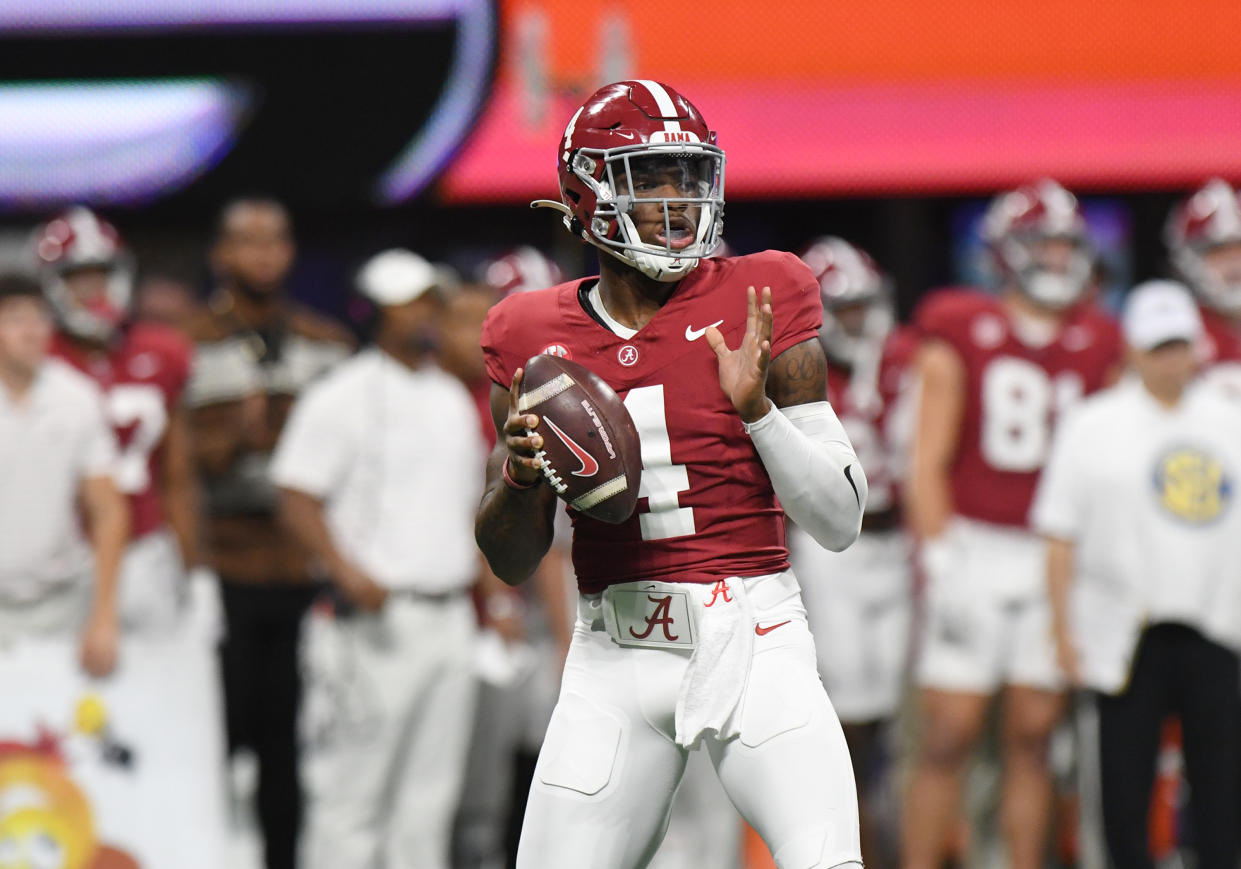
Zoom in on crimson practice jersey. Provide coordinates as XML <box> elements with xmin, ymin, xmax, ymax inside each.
<box><xmin>482</xmin><ymin>251</ymin><xmax>821</xmax><ymax>593</ymax></box>
<box><xmin>826</xmin><ymin>326</ymin><xmax>918</xmax><ymax>516</ymax></box>
<box><xmin>52</xmin><ymin>324</ymin><xmax>192</xmax><ymax>537</ymax></box>
<box><xmin>1200</xmin><ymin>306</ymin><xmax>1241</xmax><ymax>401</ymax></box>
<box><xmin>915</xmin><ymin>288</ymin><xmax>1120</xmax><ymax>527</ymax></box>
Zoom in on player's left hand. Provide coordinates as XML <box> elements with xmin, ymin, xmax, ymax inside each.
<box><xmin>705</xmin><ymin>285</ymin><xmax>773</xmax><ymax>423</ymax></box>
<box><xmin>80</xmin><ymin>605</ymin><xmax>119</xmax><ymax>678</ymax></box>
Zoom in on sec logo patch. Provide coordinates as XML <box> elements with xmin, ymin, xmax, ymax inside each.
<box><xmin>1153</xmin><ymin>446</ymin><xmax>1232</xmax><ymax>524</ymax></box>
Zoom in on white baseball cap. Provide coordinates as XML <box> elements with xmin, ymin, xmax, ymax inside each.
<box><xmin>1122</xmin><ymin>280</ymin><xmax>1203</xmax><ymax>351</ymax></box>
<box><xmin>356</xmin><ymin>248</ymin><xmax>440</xmax><ymax>306</ymax></box>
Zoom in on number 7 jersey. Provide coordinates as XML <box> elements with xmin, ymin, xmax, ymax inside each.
<box><xmin>481</xmin><ymin>251</ymin><xmax>822</xmax><ymax>593</ymax></box>
<box><xmin>51</xmin><ymin>323</ymin><xmax>193</xmax><ymax>538</ymax></box>
<box><xmin>914</xmin><ymin>288</ymin><xmax>1121</xmax><ymax>528</ymax></box>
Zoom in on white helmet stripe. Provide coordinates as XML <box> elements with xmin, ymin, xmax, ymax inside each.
<box><xmin>69</xmin><ymin>208</ymin><xmax>110</xmax><ymax>259</ymax></box>
<box><xmin>633</xmin><ymin>79</ymin><xmax>683</xmax><ymax>134</ymax></box>
<box><xmin>561</xmin><ymin>105</ymin><xmax>584</xmax><ymax>162</ymax></box>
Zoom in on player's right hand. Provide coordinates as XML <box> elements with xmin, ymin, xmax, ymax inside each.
<box><xmin>335</xmin><ymin>561</ymin><xmax>389</xmax><ymax>613</ymax></box>
<box><xmin>503</xmin><ymin>367</ymin><xmax>545</xmax><ymax>485</ymax></box>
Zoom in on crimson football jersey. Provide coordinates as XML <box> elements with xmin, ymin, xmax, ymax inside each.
<box><xmin>914</xmin><ymin>288</ymin><xmax>1120</xmax><ymax>527</ymax></box>
<box><xmin>52</xmin><ymin>324</ymin><xmax>193</xmax><ymax>537</ymax></box>
<box><xmin>482</xmin><ymin>251</ymin><xmax>821</xmax><ymax>593</ymax></box>
<box><xmin>1199</xmin><ymin>306</ymin><xmax>1241</xmax><ymax>401</ymax></box>
<box><xmin>826</xmin><ymin>326</ymin><xmax>918</xmax><ymax>516</ymax></box>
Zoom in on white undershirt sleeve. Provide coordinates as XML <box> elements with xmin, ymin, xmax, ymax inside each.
<box><xmin>744</xmin><ymin>400</ymin><xmax>867</xmax><ymax>552</ymax></box>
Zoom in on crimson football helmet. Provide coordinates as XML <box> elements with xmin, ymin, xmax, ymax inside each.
<box><xmin>1165</xmin><ymin>178</ymin><xmax>1241</xmax><ymax>314</ymax></box>
<box><xmin>799</xmin><ymin>236</ymin><xmax>892</xmax><ymax>367</ymax></box>
<box><xmin>532</xmin><ymin>80</ymin><xmax>725</xmax><ymax>282</ymax></box>
<box><xmin>480</xmin><ymin>246</ymin><xmax>564</xmax><ymax>296</ymax></box>
<box><xmin>33</xmin><ymin>207</ymin><xmax>134</xmax><ymax>341</ymax></box>
<box><xmin>981</xmin><ymin>179</ymin><xmax>1093</xmax><ymax>309</ymax></box>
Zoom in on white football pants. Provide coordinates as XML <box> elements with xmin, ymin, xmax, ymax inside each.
<box><xmin>516</xmin><ymin>572</ymin><xmax>863</xmax><ymax>869</ymax></box>
<box><xmin>299</xmin><ymin>593</ymin><xmax>477</xmax><ymax>869</ymax></box>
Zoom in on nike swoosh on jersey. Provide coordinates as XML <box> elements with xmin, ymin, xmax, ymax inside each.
<box><xmin>754</xmin><ymin>620</ymin><xmax>792</xmax><ymax>636</ymax></box>
<box><xmin>685</xmin><ymin>320</ymin><xmax>724</xmax><ymax>341</ymax></box>
<box><xmin>543</xmin><ymin>416</ymin><xmax>600</xmax><ymax>477</ymax></box>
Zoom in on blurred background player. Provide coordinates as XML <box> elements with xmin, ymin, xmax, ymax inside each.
<box><xmin>36</xmin><ymin>207</ymin><xmax>199</xmax><ymax>639</ymax></box>
<box><xmin>273</xmin><ymin>248</ymin><xmax>483</xmax><ymax>869</ymax></box>
<box><xmin>0</xmin><ymin>272</ymin><xmax>127</xmax><ymax>675</ymax></box>
<box><xmin>184</xmin><ymin>197</ymin><xmax>353</xmax><ymax>869</ymax></box>
<box><xmin>34</xmin><ymin>207</ymin><xmax>230</xmax><ymax>867</ymax></box>
<box><xmin>903</xmin><ymin>179</ymin><xmax>1121</xmax><ymax>869</ymax></box>
<box><xmin>789</xmin><ymin>237</ymin><xmax>917</xmax><ymax>869</ymax></box>
<box><xmin>480</xmin><ymin>245</ymin><xmax>565</xmax><ymax>298</ymax></box>
<box><xmin>1165</xmin><ymin>178</ymin><xmax>1241</xmax><ymax>399</ymax></box>
<box><xmin>1034</xmin><ymin>280</ymin><xmax>1241</xmax><ymax>869</ymax></box>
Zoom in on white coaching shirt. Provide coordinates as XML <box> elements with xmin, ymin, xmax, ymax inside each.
<box><xmin>270</xmin><ymin>348</ymin><xmax>485</xmax><ymax>595</ymax></box>
<box><xmin>0</xmin><ymin>359</ymin><xmax>118</xmax><ymax>603</ymax></box>
<box><xmin>1031</xmin><ymin>375</ymin><xmax>1241</xmax><ymax>693</ymax></box>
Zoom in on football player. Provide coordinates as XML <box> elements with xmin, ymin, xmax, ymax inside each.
<box><xmin>36</xmin><ymin>207</ymin><xmax>198</xmax><ymax>634</ymax></box>
<box><xmin>476</xmin><ymin>80</ymin><xmax>868</xmax><ymax>869</ymax></box>
<box><xmin>1165</xmin><ymin>178</ymin><xmax>1241</xmax><ymax>399</ymax></box>
<box><xmin>902</xmin><ymin>180</ymin><xmax>1121</xmax><ymax>869</ymax></box>
<box><xmin>34</xmin><ymin>207</ymin><xmax>229</xmax><ymax>868</ymax></box>
<box><xmin>480</xmin><ymin>245</ymin><xmax>565</xmax><ymax>298</ymax></box>
<box><xmin>789</xmin><ymin>237</ymin><xmax>917</xmax><ymax>869</ymax></box>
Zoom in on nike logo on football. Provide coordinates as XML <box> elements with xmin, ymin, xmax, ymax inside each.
<box><xmin>543</xmin><ymin>417</ymin><xmax>600</xmax><ymax>478</ymax></box>
<box><xmin>685</xmin><ymin>320</ymin><xmax>724</xmax><ymax>341</ymax></box>
<box><xmin>754</xmin><ymin>620</ymin><xmax>791</xmax><ymax>636</ymax></box>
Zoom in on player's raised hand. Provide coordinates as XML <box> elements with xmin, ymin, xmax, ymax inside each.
<box><xmin>503</xmin><ymin>367</ymin><xmax>545</xmax><ymax>484</ymax></box>
<box><xmin>705</xmin><ymin>285</ymin><xmax>774</xmax><ymax>423</ymax></box>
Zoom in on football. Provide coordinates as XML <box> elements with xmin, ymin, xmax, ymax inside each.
<box><xmin>517</xmin><ymin>354</ymin><xmax>642</xmax><ymax>524</ymax></box>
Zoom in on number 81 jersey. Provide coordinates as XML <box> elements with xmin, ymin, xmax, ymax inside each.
<box><xmin>51</xmin><ymin>323</ymin><xmax>193</xmax><ymax>538</ymax></box>
<box><xmin>481</xmin><ymin>252</ymin><xmax>822</xmax><ymax>593</ymax></box>
<box><xmin>914</xmin><ymin>288</ymin><xmax>1121</xmax><ymax>527</ymax></box>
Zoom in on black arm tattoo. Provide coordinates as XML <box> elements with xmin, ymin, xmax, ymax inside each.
<box><xmin>766</xmin><ymin>338</ymin><xmax>828</xmax><ymax>408</ymax></box>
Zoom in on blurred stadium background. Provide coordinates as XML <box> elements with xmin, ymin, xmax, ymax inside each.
<box><xmin>2</xmin><ymin>0</ymin><xmax>1239</xmax><ymax>308</ymax></box>
<box><xmin>2</xmin><ymin>2</ymin><xmax>1239</xmax><ymax>868</ymax></box>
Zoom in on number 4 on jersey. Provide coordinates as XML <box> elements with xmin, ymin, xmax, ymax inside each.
<box><xmin>623</xmin><ymin>385</ymin><xmax>696</xmax><ymax>540</ymax></box>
